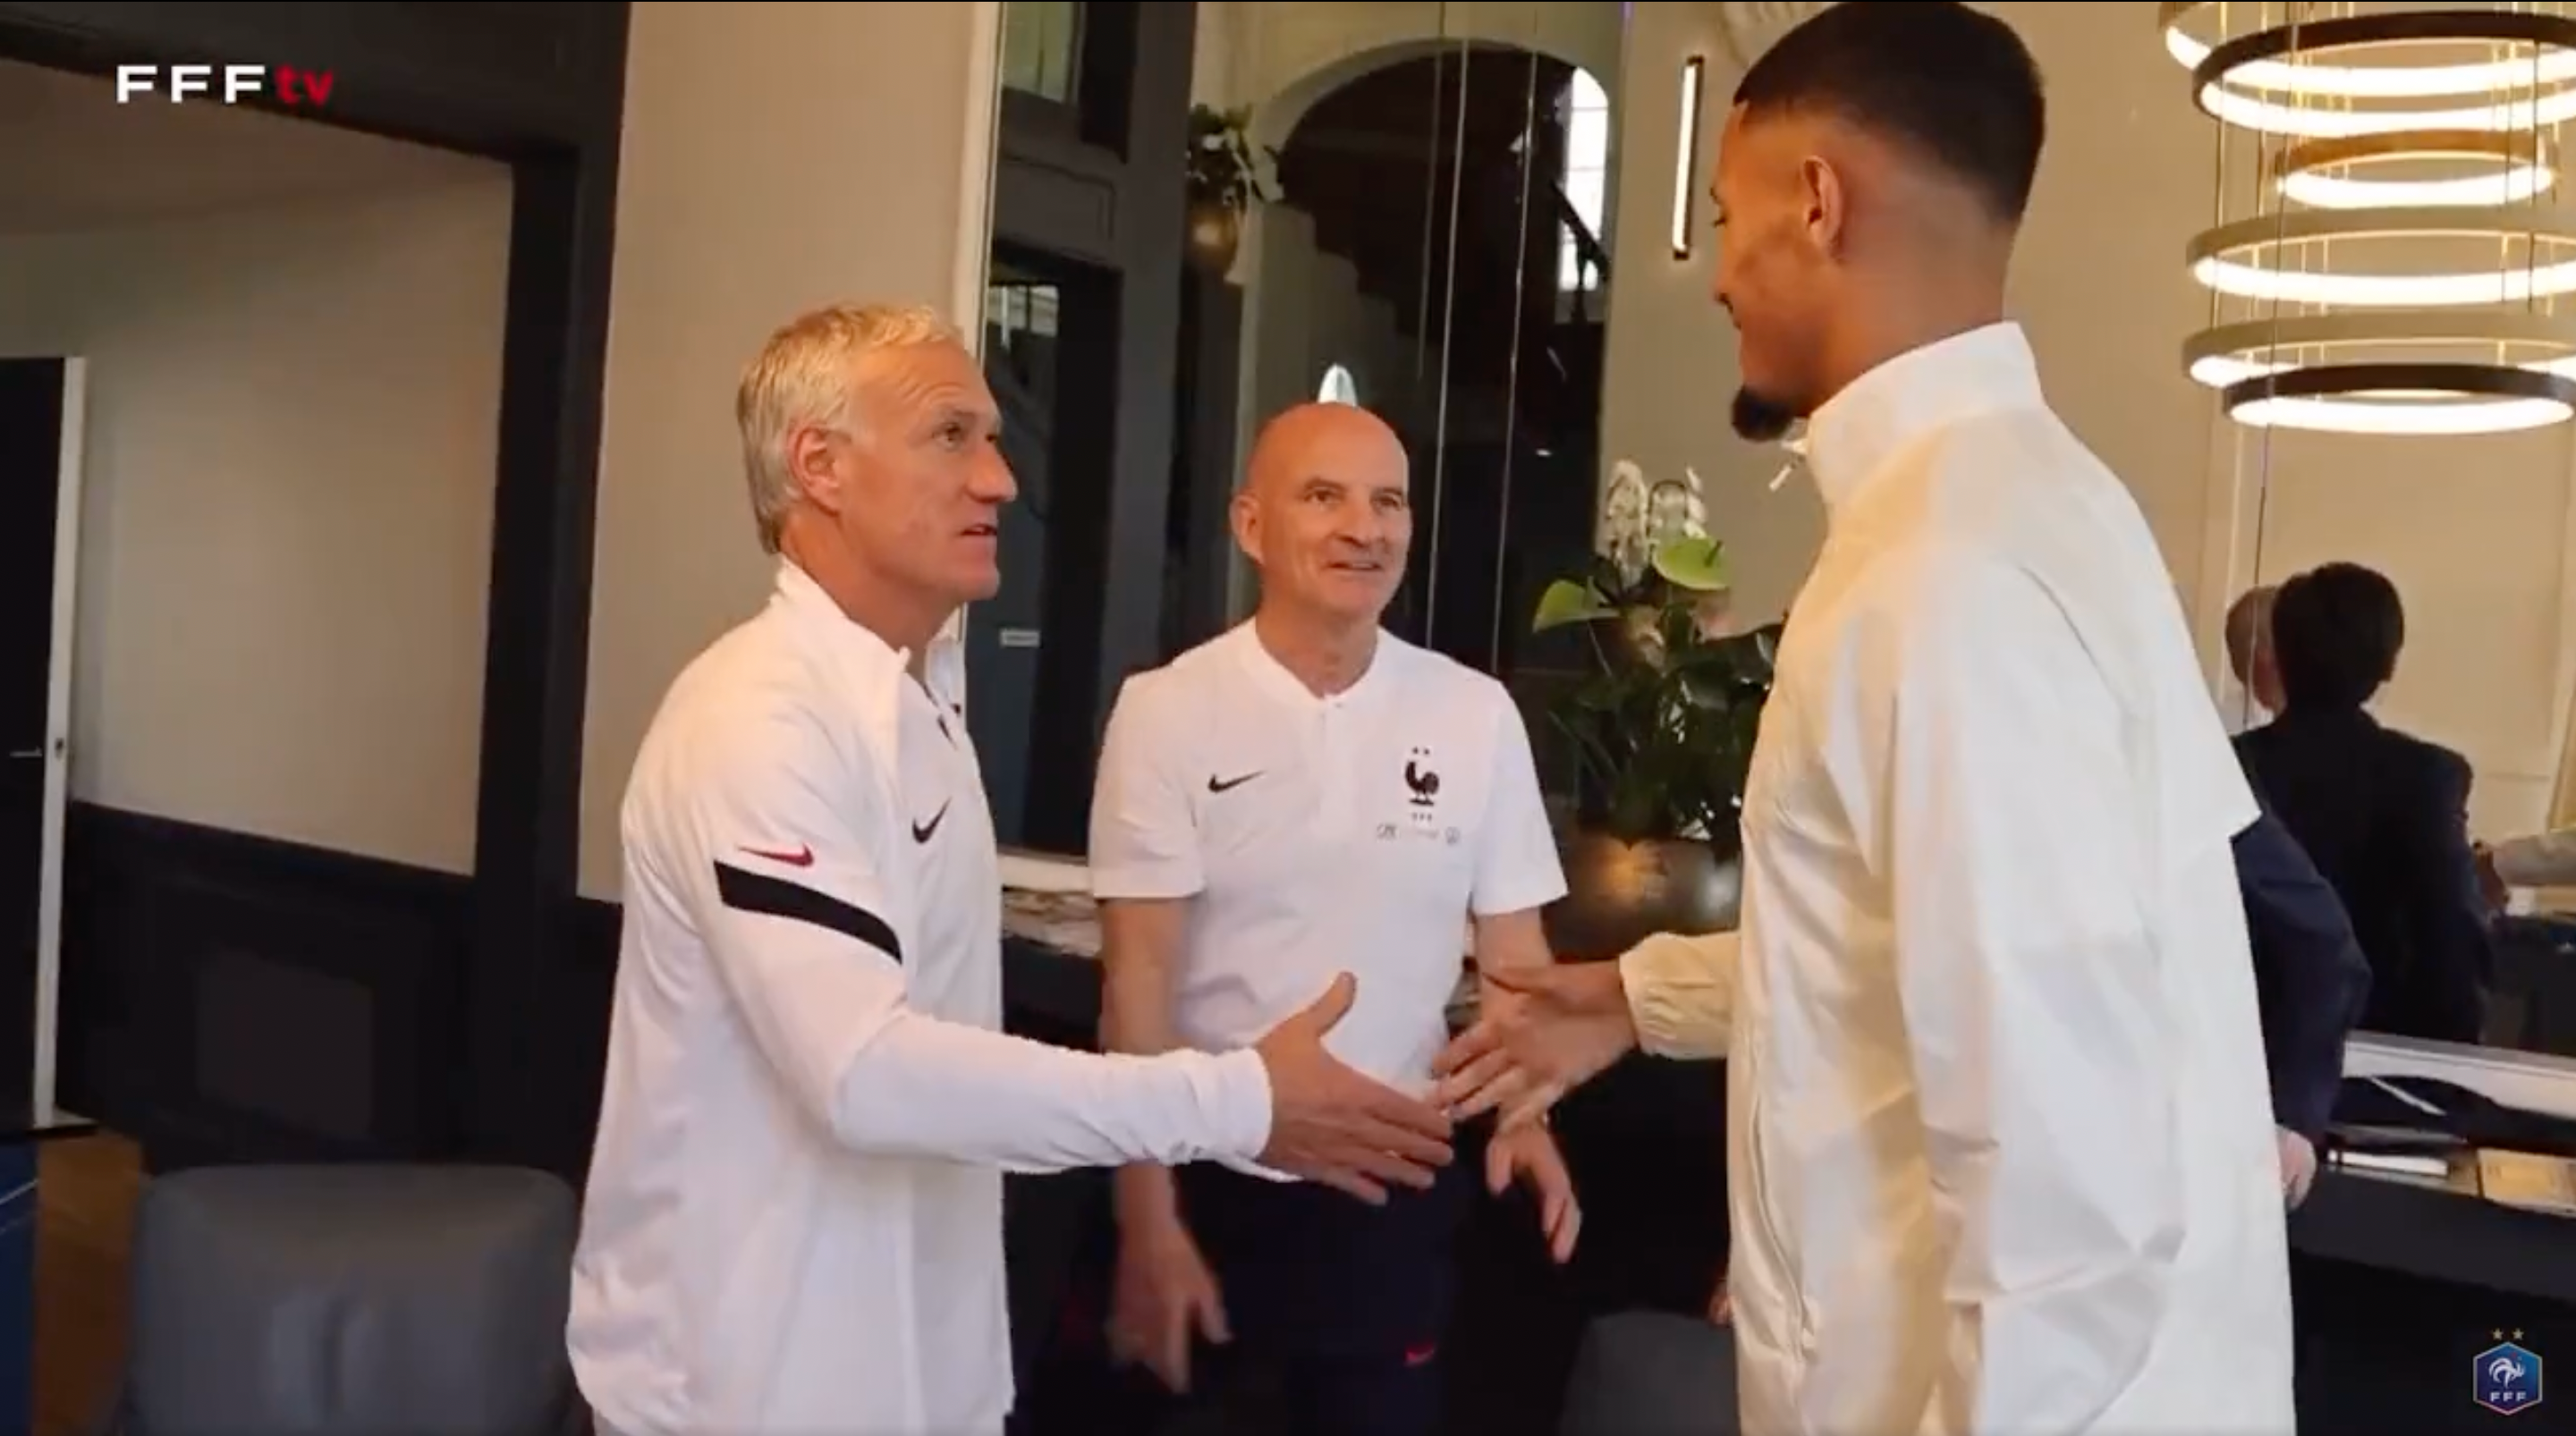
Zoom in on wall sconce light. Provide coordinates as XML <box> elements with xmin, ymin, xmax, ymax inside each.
<box><xmin>1671</xmin><ymin>55</ymin><xmax>1706</xmax><ymax>259</ymax></box>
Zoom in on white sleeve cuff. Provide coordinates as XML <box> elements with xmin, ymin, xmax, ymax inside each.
<box><xmin>1471</xmin><ymin>871</ymin><xmax>1572</xmax><ymax>919</ymax></box>
<box><xmin>1089</xmin><ymin>862</ymin><xmax>1206</xmax><ymax>902</ymax></box>
<box><xmin>1617</xmin><ymin>931</ymin><xmax>1739</xmax><ymax>1060</ymax></box>
<box><xmin>1200</xmin><ymin>1046</ymin><xmax>1274</xmax><ymax>1161</ymax></box>
<box><xmin>2492</xmin><ymin>832</ymin><xmax>2576</xmax><ymax>890</ymax></box>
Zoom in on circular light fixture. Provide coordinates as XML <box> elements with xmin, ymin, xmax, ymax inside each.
<box><xmin>2221</xmin><ymin>362</ymin><xmax>2576</xmax><ymax>436</ymax></box>
<box><xmin>2186</xmin><ymin>207</ymin><xmax>2576</xmax><ymax>308</ymax></box>
<box><xmin>2161</xmin><ymin>1</ymin><xmax>2576</xmax><ymax>101</ymax></box>
<box><xmin>2273</xmin><ymin>130</ymin><xmax>2557</xmax><ymax>209</ymax></box>
<box><xmin>2183</xmin><ymin>311</ymin><xmax>2576</xmax><ymax>435</ymax></box>
<box><xmin>2165</xmin><ymin>4</ymin><xmax>2576</xmax><ymax>435</ymax></box>
<box><xmin>2183</xmin><ymin>309</ymin><xmax>2576</xmax><ymax>382</ymax></box>
<box><xmin>2185</xmin><ymin>10</ymin><xmax>2576</xmax><ymax>139</ymax></box>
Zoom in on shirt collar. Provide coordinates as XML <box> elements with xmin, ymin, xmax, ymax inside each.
<box><xmin>770</xmin><ymin>557</ymin><xmax>969</xmax><ymax>711</ymax></box>
<box><xmin>1227</xmin><ymin>620</ymin><xmax>1394</xmax><ymax>710</ymax></box>
<box><xmin>1803</xmin><ymin>321</ymin><xmax>2044</xmax><ymax>516</ymax></box>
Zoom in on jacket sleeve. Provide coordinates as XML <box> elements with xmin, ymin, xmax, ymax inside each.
<box><xmin>1842</xmin><ymin>555</ymin><xmax>2200</xmax><ymax>1436</ymax></box>
<box><xmin>2491</xmin><ymin>825</ymin><xmax>2576</xmax><ymax>889</ymax></box>
<box><xmin>1615</xmin><ymin>930</ymin><xmax>1741</xmax><ymax>1059</ymax></box>
<box><xmin>2231</xmin><ymin>811</ymin><xmax>2370</xmax><ymax>1140</ymax></box>
<box><xmin>2400</xmin><ymin>750</ymin><xmax>2496</xmax><ymax>1042</ymax></box>
<box><xmin>651</xmin><ymin>708</ymin><xmax>1273</xmax><ymax>1174</ymax></box>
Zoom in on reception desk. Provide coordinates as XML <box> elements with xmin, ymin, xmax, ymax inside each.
<box><xmin>997</xmin><ymin>869</ymin><xmax>2576</xmax><ymax>1433</ymax></box>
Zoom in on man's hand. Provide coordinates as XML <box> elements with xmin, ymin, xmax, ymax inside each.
<box><xmin>1252</xmin><ymin>974</ymin><xmax>1454</xmax><ymax>1204</ymax></box>
<box><xmin>1707</xmin><ymin>1271</ymin><xmax>1732</xmax><ymax>1326</ymax></box>
<box><xmin>1107</xmin><ymin>1220</ymin><xmax>1228</xmax><ymax>1393</ymax></box>
<box><xmin>2277</xmin><ymin>1127</ymin><xmax>2318</xmax><ymax>1209</ymax></box>
<box><xmin>1433</xmin><ymin>961</ymin><xmax>1637</xmax><ymax>1128</ymax></box>
<box><xmin>1486</xmin><ymin>1122</ymin><xmax>1580</xmax><ymax>1263</ymax></box>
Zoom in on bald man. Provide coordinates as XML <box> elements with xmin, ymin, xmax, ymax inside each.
<box><xmin>1085</xmin><ymin>401</ymin><xmax>1576</xmax><ymax>1436</ymax></box>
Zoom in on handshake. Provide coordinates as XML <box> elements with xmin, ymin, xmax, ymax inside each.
<box><xmin>1241</xmin><ymin>962</ymin><xmax>1641</xmax><ymax>1201</ymax></box>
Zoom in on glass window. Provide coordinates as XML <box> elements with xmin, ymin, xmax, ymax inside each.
<box><xmin>1559</xmin><ymin>68</ymin><xmax>1611</xmax><ymax>294</ymax></box>
<box><xmin>1001</xmin><ymin>1</ymin><xmax>1082</xmax><ymax>105</ymax></box>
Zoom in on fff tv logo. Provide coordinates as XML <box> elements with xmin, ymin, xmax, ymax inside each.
<box><xmin>2474</xmin><ymin>1334</ymin><xmax>2543</xmax><ymax>1417</ymax></box>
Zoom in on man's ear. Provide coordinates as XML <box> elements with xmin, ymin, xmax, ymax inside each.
<box><xmin>785</xmin><ymin>424</ymin><xmax>843</xmax><ymax>518</ymax></box>
<box><xmin>1230</xmin><ymin>490</ymin><xmax>1263</xmax><ymax>565</ymax></box>
<box><xmin>1801</xmin><ymin>155</ymin><xmax>1846</xmax><ymax>259</ymax></box>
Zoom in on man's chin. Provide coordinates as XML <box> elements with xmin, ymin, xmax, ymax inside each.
<box><xmin>1730</xmin><ymin>388</ymin><xmax>1797</xmax><ymax>443</ymax></box>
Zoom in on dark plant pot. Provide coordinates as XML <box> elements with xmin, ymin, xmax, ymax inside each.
<box><xmin>1543</xmin><ymin>832</ymin><xmax>1742</xmax><ymax>962</ymax></box>
<box><xmin>1185</xmin><ymin>199</ymin><xmax>1242</xmax><ymax>275</ymax></box>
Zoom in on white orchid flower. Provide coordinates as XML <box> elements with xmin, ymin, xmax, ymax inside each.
<box><xmin>1600</xmin><ymin>459</ymin><xmax>1653</xmax><ymax>587</ymax></box>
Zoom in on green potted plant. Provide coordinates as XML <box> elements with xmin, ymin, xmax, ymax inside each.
<box><xmin>1184</xmin><ymin>103</ymin><xmax>1272</xmax><ymax>275</ymax></box>
<box><xmin>1530</xmin><ymin>459</ymin><xmax>1783</xmax><ymax>959</ymax></box>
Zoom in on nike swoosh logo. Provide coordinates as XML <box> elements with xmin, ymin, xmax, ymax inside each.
<box><xmin>1208</xmin><ymin>772</ymin><xmax>1262</xmax><ymax>793</ymax></box>
<box><xmin>742</xmin><ymin>843</ymin><xmax>815</xmax><ymax>868</ymax></box>
<box><xmin>912</xmin><ymin>802</ymin><xmax>951</xmax><ymax>844</ymax></box>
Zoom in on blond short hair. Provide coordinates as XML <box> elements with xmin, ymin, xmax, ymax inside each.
<box><xmin>2224</xmin><ymin>584</ymin><xmax>2277</xmax><ymax>682</ymax></box>
<box><xmin>735</xmin><ymin>302</ymin><xmax>964</xmax><ymax>553</ymax></box>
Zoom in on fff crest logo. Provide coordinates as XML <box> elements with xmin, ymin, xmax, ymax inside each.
<box><xmin>2473</xmin><ymin>1334</ymin><xmax>2543</xmax><ymax>1417</ymax></box>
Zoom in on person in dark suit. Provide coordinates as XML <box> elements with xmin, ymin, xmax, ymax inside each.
<box><xmin>2236</xmin><ymin>562</ymin><xmax>2494</xmax><ymax>1045</ymax></box>
<box><xmin>2231</xmin><ymin>806</ymin><xmax>2371</xmax><ymax>1203</ymax></box>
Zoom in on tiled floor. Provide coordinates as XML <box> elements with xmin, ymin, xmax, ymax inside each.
<box><xmin>34</xmin><ymin>1133</ymin><xmax>140</xmax><ymax>1436</ymax></box>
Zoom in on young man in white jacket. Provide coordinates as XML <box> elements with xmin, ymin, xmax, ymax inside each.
<box><xmin>568</xmin><ymin>305</ymin><xmax>1454</xmax><ymax>1436</ymax></box>
<box><xmin>1436</xmin><ymin>6</ymin><xmax>2296</xmax><ymax>1433</ymax></box>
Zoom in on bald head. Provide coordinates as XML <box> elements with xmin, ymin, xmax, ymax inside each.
<box><xmin>1233</xmin><ymin>402</ymin><xmax>1411</xmax><ymax>625</ymax></box>
<box><xmin>1244</xmin><ymin>401</ymin><xmax>1407</xmax><ymax>497</ymax></box>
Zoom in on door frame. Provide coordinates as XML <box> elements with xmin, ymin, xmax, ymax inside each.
<box><xmin>30</xmin><ymin>357</ymin><xmax>83</xmax><ymax>1123</ymax></box>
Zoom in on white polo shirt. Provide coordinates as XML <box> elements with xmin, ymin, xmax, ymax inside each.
<box><xmin>1089</xmin><ymin>623</ymin><xmax>1567</xmax><ymax>1100</ymax></box>
<box><xmin>570</xmin><ymin>562</ymin><xmax>1274</xmax><ymax>1436</ymax></box>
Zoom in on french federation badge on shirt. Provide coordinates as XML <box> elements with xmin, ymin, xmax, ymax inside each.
<box><xmin>2473</xmin><ymin>1335</ymin><xmax>2543</xmax><ymax>1416</ymax></box>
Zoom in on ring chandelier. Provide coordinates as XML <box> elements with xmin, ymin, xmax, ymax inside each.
<box><xmin>2161</xmin><ymin>3</ymin><xmax>2576</xmax><ymax>435</ymax></box>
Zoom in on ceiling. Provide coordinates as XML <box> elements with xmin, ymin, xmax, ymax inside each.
<box><xmin>0</xmin><ymin>58</ymin><xmax>495</xmax><ymax>234</ymax></box>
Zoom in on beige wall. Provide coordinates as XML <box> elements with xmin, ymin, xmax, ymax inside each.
<box><xmin>578</xmin><ymin>0</ymin><xmax>998</xmax><ymax>898</ymax></box>
<box><xmin>0</xmin><ymin>182</ymin><xmax>511</xmax><ymax>873</ymax></box>
<box><xmin>1597</xmin><ymin>0</ymin><xmax>2576</xmax><ymax>839</ymax></box>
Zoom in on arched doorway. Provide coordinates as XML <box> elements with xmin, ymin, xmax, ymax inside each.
<box><xmin>1250</xmin><ymin>46</ymin><xmax>1613</xmax><ymax>674</ymax></box>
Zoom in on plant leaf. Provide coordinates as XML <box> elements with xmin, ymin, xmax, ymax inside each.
<box><xmin>1651</xmin><ymin>535</ymin><xmax>1729</xmax><ymax>592</ymax></box>
<box><xmin>1532</xmin><ymin>579</ymin><xmax>1614</xmax><ymax>632</ymax></box>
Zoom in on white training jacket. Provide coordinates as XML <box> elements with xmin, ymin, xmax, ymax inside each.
<box><xmin>1620</xmin><ymin>325</ymin><xmax>2295</xmax><ymax>1435</ymax></box>
<box><xmin>569</xmin><ymin>561</ymin><xmax>1275</xmax><ymax>1436</ymax></box>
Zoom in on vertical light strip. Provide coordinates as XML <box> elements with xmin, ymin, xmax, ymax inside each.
<box><xmin>1671</xmin><ymin>55</ymin><xmax>1706</xmax><ymax>258</ymax></box>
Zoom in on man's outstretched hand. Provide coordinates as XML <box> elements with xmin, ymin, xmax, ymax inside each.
<box><xmin>1252</xmin><ymin>974</ymin><xmax>1454</xmax><ymax>1204</ymax></box>
<box><xmin>1433</xmin><ymin>961</ymin><xmax>1638</xmax><ymax>1130</ymax></box>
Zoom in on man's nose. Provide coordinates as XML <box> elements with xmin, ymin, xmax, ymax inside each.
<box><xmin>973</xmin><ymin>447</ymin><xmax>1019</xmax><ymax>503</ymax></box>
<box><xmin>1331</xmin><ymin>502</ymin><xmax>1384</xmax><ymax>545</ymax></box>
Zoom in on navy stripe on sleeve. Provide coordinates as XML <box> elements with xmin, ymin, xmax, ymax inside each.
<box><xmin>713</xmin><ymin>861</ymin><xmax>903</xmax><ymax>966</ymax></box>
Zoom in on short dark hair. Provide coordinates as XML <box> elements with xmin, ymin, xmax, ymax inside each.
<box><xmin>2270</xmin><ymin>562</ymin><xmax>2405</xmax><ymax>711</ymax></box>
<box><xmin>1733</xmin><ymin>1</ymin><xmax>2047</xmax><ymax>224</ymax></box>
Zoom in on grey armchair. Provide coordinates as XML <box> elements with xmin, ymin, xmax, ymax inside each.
<box><xmin>1558</xmin><ymin>1310</ymin><xmax>1739</xmax><ymax>1436</ymax></box>
<box><xmin>97</xmin><ymin>1163</ymin><xmax>584</xmax><ymax>1436</ymax></box>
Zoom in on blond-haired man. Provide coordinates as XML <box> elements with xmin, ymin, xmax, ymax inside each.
<box><xmin>566</xmin><ymin>305</ymin><xmax>1453</xmax><ymax>1436</ymax></box>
